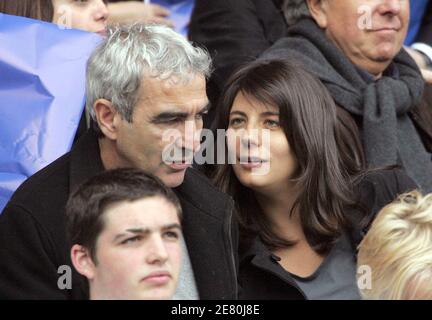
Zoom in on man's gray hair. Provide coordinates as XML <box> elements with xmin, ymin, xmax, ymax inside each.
<box><xmin>86</xmin><ymin>24</ymin><xmax>212</xmax><ymax>123</ymax></box>
<box><xmin>282</xmin><ymin>0</ymin><xmax>311</xmax><ymax>26</ymax></box>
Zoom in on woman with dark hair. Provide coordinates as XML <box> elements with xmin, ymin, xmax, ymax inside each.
<box><xmin>213</xmin><ymin>59</ymin><xmax>417</xmax><ymax>299</ymax></box>
<box><xmin>0</xmin><ymin>0</ymin><xmax>108</xmax><ymax>34</ymax></box>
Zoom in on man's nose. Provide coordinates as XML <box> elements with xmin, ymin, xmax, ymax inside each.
<box><xmin>181</xmin><ymin>120</ymin><xmax>202</xmax><ymax>153</ymax></box>
<box><xmin>146</xmin><ymin>235</ymin><xmax>169</xmax><ymax>265</ymax></box>
<box><xmin>377</xmin><ymin>0</ymin><xmax>401</xmax><ymax>16</ymax></box>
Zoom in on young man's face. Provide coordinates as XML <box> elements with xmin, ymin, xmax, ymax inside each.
<box><xmin>76</xmin><ymin>196</ymin><xmax>182</xmax><ymax>300</ymax></box>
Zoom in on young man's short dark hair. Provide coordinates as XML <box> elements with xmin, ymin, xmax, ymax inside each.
<box><xmin>65</xmin><ymin>168</ymin><xmax>182</xmax><ymax>261</ymax></box>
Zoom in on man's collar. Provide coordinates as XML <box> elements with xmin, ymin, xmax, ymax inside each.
<box><xmin>355</xmin><ymin>62</ymin><xmax>400</xmax><ymax>83</ymax></box>
<box><xmin>272</xmin><ymin>0</ymin><xmax>284</xmax><ymax>9</ymax></box>
<box><xmin>69</xmin><ymin>127</ymin><xmax>105</xmax><ymax>193</ymax></box>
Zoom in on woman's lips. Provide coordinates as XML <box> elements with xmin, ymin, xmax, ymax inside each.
<box><xmin>240</xmin><ymin>162</ymin><xmax>263</xmax><ymax>169</ymax></box>
<box><xmin>238</xmin><ymin>157</ymin><xmax>268</xmax><ymax>169</ymax></box>
<box><xmin>96</xmin><ymin>29</ymin><xmax>107</xmax><ymax>37</ymax></box>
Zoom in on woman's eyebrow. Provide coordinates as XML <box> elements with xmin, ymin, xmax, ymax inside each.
<box><xmin>260</xmin><ymin>111</ymin><xmax>279</xmax><ymax>116</ymax></box>
<box><xmin>229</xmin><ymin>110</ymin><xmax>247</xmax><ymax>117</ymax></box>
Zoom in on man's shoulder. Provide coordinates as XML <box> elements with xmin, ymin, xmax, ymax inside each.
<box><xmin>355</xmin><ymin>168</ymin><xmax>418</xmax><ymax>214</ymax></box>
<box><xmin>175</xmin><ymin>168</ymin><xmax>233</xmax><ymax>219</ymax></box>
<box><xmin>357</xmin><ymin>168</ymin><xmax>417</xmax><ymax>190</ymax></box>
<box><xmin>7</xmin><ymin>129</ymin><xmax>101</xmax><ymax>214</ymax></box>
<box><xmin>7</xmin><ymin>152</ymin><xmax>72</xmax><ymax>215</ymax></box>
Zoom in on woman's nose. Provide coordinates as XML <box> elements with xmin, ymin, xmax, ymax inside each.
<box><xmin>93</xmin><ymin>0</ymin><xmax>110</xmax><ymax>22</ymax></box>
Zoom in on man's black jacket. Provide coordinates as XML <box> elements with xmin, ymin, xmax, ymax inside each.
<box><xmin>0</xmin><ymin>129</ymin><xmax>238</xmax><ymax>299</ymax></box>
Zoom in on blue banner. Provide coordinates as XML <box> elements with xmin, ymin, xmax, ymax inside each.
<box><xmin>405</xmin><ymin>0</ymin><xmax>429</xmax><ymax>45</ymax></box>
<box><xmin>153</xmin><ymin>0</ymin><xmax>195</xmax><ymax>36</ymax></box>
<box><xmin>0</xmin><ymin>14</ymin><xmax>101</xmax><ymax>212</ymax></box>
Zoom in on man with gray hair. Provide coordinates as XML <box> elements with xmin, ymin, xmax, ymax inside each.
<box><xmin>262</xmin><ymin>0</ymin><xmax>432</xmax><ymax>192</ymax></box>
<box><xmin>0</xmin><ymin>24</ymin><xmax>238</xmax><ymax>300</ymax></box>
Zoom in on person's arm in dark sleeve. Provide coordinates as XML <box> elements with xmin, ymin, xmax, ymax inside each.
<box><xmin>189</xmin><ymin>0</ymin><xmax>286</xmax><ymax>124</ymax></box>
<box><xmin>189</xmin><ymin>0</ymin><xmax>273</xmax><ymax>92</ymax></box>
<box><xmin>0</xmin><ymin>204</ymin><xmax>68</xmax><ymax>299</ymax></box>
<box><xmin>393</xmin><ymin>168</ymin><xmax>419</xmax><ymax>194</ymax></box>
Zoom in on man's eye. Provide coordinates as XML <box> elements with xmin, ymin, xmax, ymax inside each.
<box><xmin>196</xmin><ymin>109</ymin><xmax>209</xmax><ymax>119</ymax></box>
<box><xmin>121</xmin><ymin>236</ymin><xmax>141</xmax><ymax>245</ymax></box>
<box><xmin>164</xmin><ymin>231</ymin><xmax>180</xmax><ymax>240</ymax></box>
<box><xmin>163</xmin><ymin>118</ymin><xmax>182</xmax><ymax>124</ymax></box>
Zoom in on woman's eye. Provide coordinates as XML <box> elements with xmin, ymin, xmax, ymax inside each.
<box><xmin>229</xmin><ymin>118</ymin><xmax>244</xmax><ymax>127</ymax></box>
<box><xmin>72</xmin><ymin>0</ymin><xmax>92</xmax><ymax>7</ymax></box>
<box><xmin>264</xmin><ymin>119</ymin><xmax>280</xmax><ymax>128</ymax></box>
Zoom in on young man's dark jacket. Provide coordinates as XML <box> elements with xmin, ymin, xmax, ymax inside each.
<box><xmin>0</xmin><ymin>128</ymin><xmax>238</xmax><ymax>300</ymax></box>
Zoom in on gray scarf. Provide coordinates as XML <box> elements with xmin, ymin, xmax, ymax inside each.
<box><xmin>262</xmin><ymin>19</ymin><xmax>432</xmax><ymax>192</ymax></box>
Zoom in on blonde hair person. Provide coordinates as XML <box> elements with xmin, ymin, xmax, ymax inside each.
<box><xmin>357</xmin><ymin>191</ymin><xmax>432</xmax><ymax>300</ymax></box>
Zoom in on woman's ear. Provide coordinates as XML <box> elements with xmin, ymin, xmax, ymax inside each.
<box><xmin>306</xmin><ymin>0</ymin><xmax>329</xmax><ymax>29</ymax></box>
<box><xmin>70</xmin><ymin>244</ymin><xmax>96</xmax><ymax>281</ymax></box>
<box><xmin>93</xmin><ymin>99</ymin><xmax>121</xmax><ymax>140</ymax></box>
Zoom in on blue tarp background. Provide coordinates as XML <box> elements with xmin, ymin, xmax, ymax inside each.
<box><xmin>153</xmin><ymin>0</ymin><xmax>195</xmax><ymax>36</ymax></box>
<box><xmin>0</xmin><ymin>14</ymin><xmax>101</xmax><ymax>212</ymax></box>
<box><xmin>405</xmin><ymin>0</ymin><xmax>429</xmax><ymax>45</ymax></box>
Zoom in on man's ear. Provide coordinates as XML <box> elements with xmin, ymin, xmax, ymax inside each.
<box><xmin>93</xmin><ymin>99</ymin><xmax>121</xmax><ymax>140</ymax></box>
<box><xmin>71</xmin><ymin>244</ymin><xmax>96</xmax><ymax>281</ymax></box>
<box><xmin>307</xmin><ymin>0</ymin><xmax>328</xmax><ymax>29</ymax></box>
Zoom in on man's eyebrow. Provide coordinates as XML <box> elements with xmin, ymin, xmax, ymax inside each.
<box><xmin>113</xmin><ymin>224</ymin><xmax>181</xmax><ymax>242</ymax></box>
<box><xmin>113</xmin><ymin>228</ymin><xmax>149</xmax><ymax>242</ymax></box>
<box><xmin>161</xmin><ymin>223</ymin><xmax>182</xmax><ymax>231</ymax></box>
<box><xmin>151</xmin><ymin>111</ymin><xmax>189</xmax><ymax>123</ymax></box>
<box><xmin>151</xmin><ymin>103</ymin><xmax>210</xmax><ymax>123</ymax></box>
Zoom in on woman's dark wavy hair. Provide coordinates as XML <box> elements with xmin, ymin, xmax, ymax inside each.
<box><xmin>0</xmin><ymin>0</ymin><xmax>54</xmax><ymax>22</ymax></box>
<box><xmin>0</xmin><ymin>0</ymin><xmax>108</xmax><ymax>23</ymax></box>
<box><xmin>213</xmin><ymin>59</ymin><xmax>363</xmax><ymax>255</ymax></box>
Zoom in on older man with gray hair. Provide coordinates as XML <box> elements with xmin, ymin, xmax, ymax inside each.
<box><xmin>0</xmin><ymin>24</ymin><xmax>238</xmax><ymax>300</ymax></box>
<box><xmin>263</xmin><ymin>0</ymin><xmax>432</xmax><ymax>192</ymax></box>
